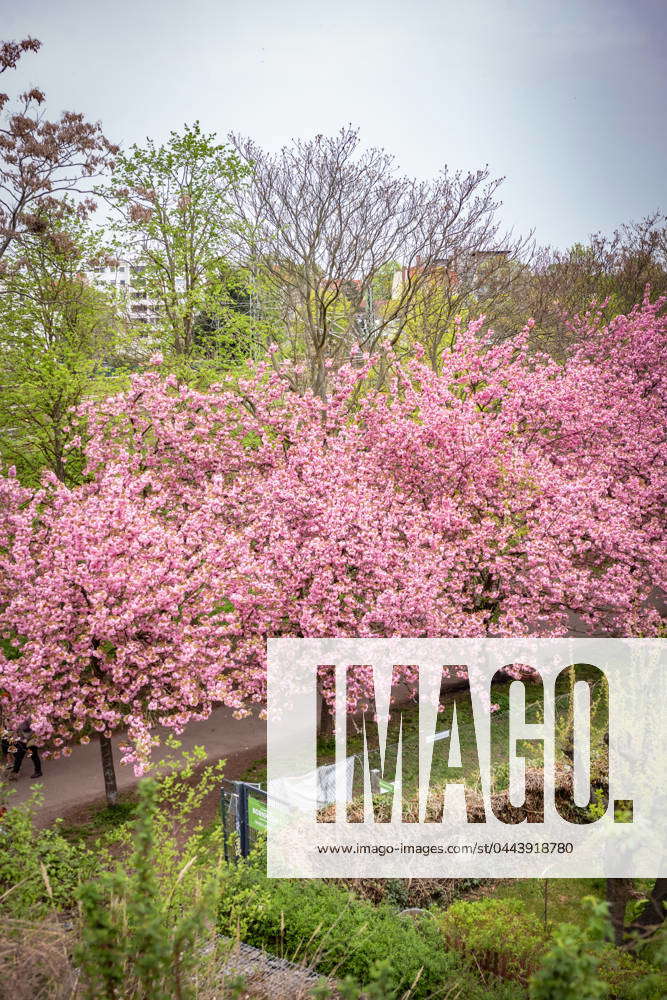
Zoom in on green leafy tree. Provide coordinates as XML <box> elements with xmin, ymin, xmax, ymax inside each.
<box><xmin>191</xmin><ymin>259</ymin><xmax>265</xmax><ymax>368</ymax></box>
<box><xmin>0</xmin><ymin>205</ymin><xmax>127</xmax><ymax>484</ymax></box>
<box><xmin>396</xmin><ymin>275</ymin><xmax>460</xmax><ymax>368</ymax></box>
<box><xmin>105</xmin><ymin>122</ymin><xmax>252</xmax><ymax>370</ymax></box>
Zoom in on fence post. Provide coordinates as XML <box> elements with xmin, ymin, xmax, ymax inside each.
<box><xmin>237</xmin><ymin>781</ymin><xmax>250</xmax><ymax>858</ymax></box>
<box><xmin>370</xmin><ymin>768</ymin><xmax>381</xmax><ymax>795</ymax></box>
<box><xmin>220</xmin><ymin>784</ymin><xmax>230</xmax><ymax>862</ymax></box>
<box><xmin>221</xmin><ymin>781</ymin><xmax>240</xmax><ymax>863</ymax></box>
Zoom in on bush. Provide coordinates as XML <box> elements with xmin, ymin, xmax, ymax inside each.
<box><xmin>0</xmin><ymin>799</ymin><xmax>97</xmax><ymax>916</ymax></box>
<box><xmin>218</xmin><ymin>849</ymin><xmax>525</xmax><ymax>1000</ymax></box>
<box><xmin>529</xmin><ymin>900</ymin><xmax>609</xmax><ymax>1000</ymax></box>
<box><xmin>529</xmin><ymin>897</ymin><xmax>667</xmax><ymax>1000</ymax></box>
<box><xmin>440</xmin><ymin>898</ymin><xmax>546</xmax><ymax>984</ymax></box>
<box><xmin>76</xmin><ymin>780</ymin><xmax>224</xmax><ymax>1000</ymax></box>
<box><xmin>337</xmin><ymin>876</ymin><xmax>484</xmax><ymax>910</ymax></box>
<box><xmin>597</xmin><ymin>944</ymin><xmax>667</xmax><ymax>1000</ymax></box>
<box><xmin>439</xmin><ymin>895</ymin><xmax>666</xmax><ymax>999</ymax></box>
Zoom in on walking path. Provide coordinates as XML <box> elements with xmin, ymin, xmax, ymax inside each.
<box><xmin>6</xmin><ymin>598</ymin><xmax>663</xmax><ymax>829</ymax></box>
<box><xmin>5</xmin><ymin>705</ymin><xmax>267</xmax><ymax>827</ymax></box>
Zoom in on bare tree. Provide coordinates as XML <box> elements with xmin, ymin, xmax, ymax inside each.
<box><xmin>607</xmin><ymin>211</ymin><xmax>667</xmax><ymax>307</ymax></box>
<box><xmin>230</xmin><ymin>126</ymin><xmax>527</xmax><ymax>393</ymax></box>
<box><xmin>0</xmin><ymin>37</ymin><xmax>117</xmax><ymax>263</ymax></box>
<box><xmin>518</xmin><ymin>212</ymin><xmax>667</xmax><ymax>358</ymax></box>
<box><xmin>397</xmin><ymin>246</ymin><xmax>534</xmax><ymax>369</ymax></box>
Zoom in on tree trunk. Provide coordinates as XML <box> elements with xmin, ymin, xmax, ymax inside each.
<box><xmin>606</xmin><ymin>878</ymin><xmax>633</xmax><ymax>945</ymax></box>
<box><xmin>99</xmin><ymin>733</ymin><xmax>118</xmax><ymax>806</ymax></box>
<box><xmin>312</xmin><ymin>345</ymin><xmax>328</xmax><ymax>400</ymax></box>
<box><xmin>318</xmin><ymin>689</ymin><xmax>334</xmax><ymax>738</ymax></box>
<box><xmin>628</xmin><ymin>878</ymin><xmax>667</xmax><ymax>941</ymax></box>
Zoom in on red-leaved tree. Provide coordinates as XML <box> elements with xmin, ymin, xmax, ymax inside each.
<box><xmin>0</xmin><ymin>36</ymin><xmax>117</xmax><ymax>262</ymax></box>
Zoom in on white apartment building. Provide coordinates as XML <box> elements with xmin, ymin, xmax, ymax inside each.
<box><xmin>86</xmin><ymin>259</ymin><xmax>184</xmax><ymax>327</ymax></box>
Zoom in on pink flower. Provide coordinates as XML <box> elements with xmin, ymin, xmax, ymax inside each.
<box><xmin>0</xmin><ymin>300</ymin><xmax>663</xmax><ymax>770</ymax></box>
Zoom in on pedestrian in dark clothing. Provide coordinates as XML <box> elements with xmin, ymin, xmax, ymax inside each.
<box><xmin>0</xmin><ymin>693</ymin><xmax>12</xmax><ymax>770</ymax></box>
<box><xmin>7</xmin><ymin>718</ymin><xmax>42</xmax><ymax>781</ymax></box>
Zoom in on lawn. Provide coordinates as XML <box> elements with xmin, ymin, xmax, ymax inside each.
<box><xmin>244</xmin><ymin>668</ymin><xmax>609</xmax><ymax>798</ymax></box>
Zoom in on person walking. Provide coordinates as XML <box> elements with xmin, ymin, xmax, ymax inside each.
<box><xmin>0</xmin><ymin>691</ymin><xmax>12</xmax><ymax>770</ymax></box>
<box><xmin>7</xmin><ymin>717</ymin><xmax>42</xmax><ymax>781</ymax></box>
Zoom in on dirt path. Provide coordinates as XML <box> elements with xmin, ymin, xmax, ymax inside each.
<box><xmin>5</xmin><ymin>705</ymin><xmax>267</xmax><ymax>828</ymax></box>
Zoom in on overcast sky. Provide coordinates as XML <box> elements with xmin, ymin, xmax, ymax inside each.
<box><xmin>2</xmin><ymin>0</ymin><xmax>665</xmax><ymax>248</ymax></box>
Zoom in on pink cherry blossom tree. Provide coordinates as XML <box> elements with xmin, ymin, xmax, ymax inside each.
<box><xmin>0</xmin><ymin>455</ymin><xmax>278</xmax><ymax>802</ymax></box>
<box><xmin>0</xmin><ymin>300</ymin><xmax>664</xmax><ymax>801</ymax></box>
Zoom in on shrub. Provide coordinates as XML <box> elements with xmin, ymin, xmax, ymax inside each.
<box><xmin>337</xmin><ymin>876</ymin><xmax>483</xmax><ymax>910</ymax></box>
<box><xmin>440</xmin><ymin>898</ymin><xmax>546</xmax><ymax>985</ymax></box>
<box><xmin>529</xmin><ymin>897</ymin><xmax>667</xmax><ymax>1000</ymax></box>
<box><xmin>597</xmin><ymin>944</ymin><xmax>667</xmax><ymax>1000</ymax></box>
<box><xmin>218</xmin><ymin>849</ymin><xmax>525</xmax><ymax>1000</ymax></box>
<box><xmin>76</xmin><ymin>780</ymin><xmax>224</xmax><ymax>1000</ymax></box>
<box><xmin>529</xmin><ymin>918</ymin><xmax>608</xmax><ymax>1000</ymax></box>
<box><xmin>0</xmin><ymin>798</ymin><xmax>97</xmax><ymax>916</ymax></box>
<box><xmin>439</xmin><ymin>894</ymin><xmax>666</xmax><ymax>999</ymax></box>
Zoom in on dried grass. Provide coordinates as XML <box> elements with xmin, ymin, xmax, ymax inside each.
<box><xmin>0</xmin><ymin>919</ymin><xmax>332</xmax><ymax>1000</ymax></box>
<box><xmin>322</xmin><ymin>765</ymin><xmax>596</xmax><ymax>825</ymax></box>
<box><xmin>0</xmin><ymin>917</ymin><xmax>78</xmax><ymax>1000</ymax></box>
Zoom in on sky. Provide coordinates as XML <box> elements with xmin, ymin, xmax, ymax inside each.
<box><xmin>1</xmin><ymin>0</ymin><xmax>665</xmax><ymax>248</ymax></box>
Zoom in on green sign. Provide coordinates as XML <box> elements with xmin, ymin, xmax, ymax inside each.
<box><xmin>247</xmin><ymin>794</ymin><xmax>268</xmax><ymax>832</ymax></box>
<box><xmin>379</xmin><ymin>779</ymin><xmax>394</xmax><ymax>794</ymax></box>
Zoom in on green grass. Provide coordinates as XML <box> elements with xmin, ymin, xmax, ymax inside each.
<box><xmin>492</xmin><ymin>878</ymin><xmax>608</xmax><ymax>929</ymax></box>
<box><xmin>244</xmin><ymin>669</ymin><xmax>609</xmax><ymax>797</ymax></box>
<box><xmin>59</xmin><ymin>797</ymin><xmax>137</xmax><ymax>846</ymax></box>
<box><xmin>490</xmin><ymin>877</ymin><xmax>657</xmax><ymax>932</ymax></box>
<box><xmin>241</xmin><ymin>679</ymin><xmax>532</xmax><ymax>785</ymax></box>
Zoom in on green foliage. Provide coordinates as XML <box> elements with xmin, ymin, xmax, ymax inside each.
<box><xmin>89</xmin><ymin>742</ymin><xmax>227</xmax><ymax>885</ymax></box>
<box><xmin>310</xmin><ymin>960</ymin><xmax>397</xmax><ymax>1000</ymax></box>
<box><xmin>596</xmin><ymin>944</ymin><xmax>667</xmax><ymax>1000</ymax></box>
<box><xmin>0</xmin><ymin>799</ymin><xmax>97</xmax><ymax>916</ymax></box>
<box><xmin>0</xmin><ymin>749</ymin><xmax>239</xmax><ymax>998</ymax></box>
<box><xmin>399</xmin><ymin>277</ymin><xmax>459</xmax><ymax>368</ymax></box>
<box><xmin>4</xmin><ymin>745</ymin><xmax>663</xmax><ymax>1000</ymax></box>
<box><xmin>311</xmin><ymin>958</ymin><xmax>526</xmax><ymax>1000</ymax></box>
<box><xmin>0</xmin><ymin>205</ymin><xmax>129</xmax><ymax>484</ymax></box>
<box><xmin>529</xmin><ymin>897</ymin><xmax>610</xmax><ymax>1000</ymax></box>
<box><xmin>492</xmin><ymin>877</ymin><xmax>608</xmax><ymax>929</ymax></box>
<box><xmin>382</xmin><ymin>878</ymin><xmax>411</xmax><ymax>909</ymax></box>
<box><xmin>105</xmin><ymin>121</ymin><xmax>256</xmax><ymax>371</ymax></box>
<box><xmin>439</xmin><ymin>894</ymin><xmax>665</xmax><ymax>999</ymax></box>
<box><xmin>217</xmin><ymin>848</ymin><xmax>524</xmax><ymax>999</ymax></box>
<box><xmin>76</xmin><ymin>779</ymin><xmax>223</xmax><ymax>1000</ymax></box>
<box><xmin>440</xmin><ymin>898</ymin><xmax>546</xmax><ymax>983</ymax></box>
<box><xmin>370</xmin><ymin>261</ymin><xmax>400</xmax><ymax>301</ymax></box>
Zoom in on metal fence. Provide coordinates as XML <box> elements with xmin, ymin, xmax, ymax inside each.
<box><xmin>220</xmin><ymin>778</ymin><xmax>269</xmax><ymax>860</ymax></box>
<box><xmin>220</xmin><ymin>765</ymin><xmax>382</xmax><ymax>861</ymax></box>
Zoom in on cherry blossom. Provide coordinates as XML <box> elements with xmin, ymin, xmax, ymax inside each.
<box><xmin>0</xmin><ymin>300</ymin><xmax>664</xmax><ymax>770</ymax></box>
